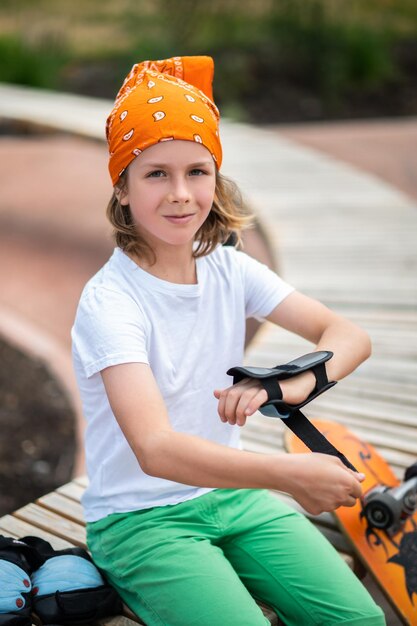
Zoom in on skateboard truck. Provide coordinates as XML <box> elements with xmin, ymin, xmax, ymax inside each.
<box><xmin>362</xmin><ymin>469</ymin><xmax>417</xmax><ymax>536</ymax></box>
<box><xmin>227</xmin><ymin>351</ymin><xmax>357</xmax><ymax>471</ymax></box>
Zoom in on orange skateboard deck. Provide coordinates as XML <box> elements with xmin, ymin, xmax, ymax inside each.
<box><xmin>284</xmin><ymin>419</ymin><xmax>417</xmax><ymax>625</ymax></box>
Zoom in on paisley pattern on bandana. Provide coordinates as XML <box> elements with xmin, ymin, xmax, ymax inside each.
<box><xmin>106</xmin><ymin>56</ymin><xmax>222</xmax><ymax>185</ymax></box>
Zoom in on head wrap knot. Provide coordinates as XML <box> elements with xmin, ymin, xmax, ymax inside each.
<box><xmin>106</xmin><ymin>56</ymin><xmax>222</xmax><ymax>185</ymax></box>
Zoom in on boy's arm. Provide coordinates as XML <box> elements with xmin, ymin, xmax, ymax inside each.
<box><xmin>101</xmin><ymin>361</ymin><xmax>363</xmax><ymax>515</ymax></box>
<box><xmin>214</xmin><ymin>290</ymin><xmax>371</xmax><ymax>424</ymax></box>
<box><xmin>267</xmin><ymin>290</ymin><xmax>371</xmax><ymax>385</ymax></box>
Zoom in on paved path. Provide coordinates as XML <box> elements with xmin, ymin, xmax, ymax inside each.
<box><xmin>0</xmin><ymin>85</ymin><xmax>416</xmax><ymax>624</ymax></box>
<box><xmin>278</xmin><ymin>118</ymin><xmax>417</xmax><ymax>203</ymax></box>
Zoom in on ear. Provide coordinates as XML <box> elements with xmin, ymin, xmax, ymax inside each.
<box><xmin>115</xmin><ymin>186</ymin><xmax>129</xmax><ymax>206</ymax></box>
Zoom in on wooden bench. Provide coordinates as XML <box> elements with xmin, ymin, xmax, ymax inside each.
<box><xmin>0</xmin><ymin>476</ymin><xmax>279</xmax><ymax>625</ymax></box>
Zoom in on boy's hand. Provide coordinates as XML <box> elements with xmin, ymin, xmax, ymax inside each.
<box><xmin>285</xmin><ymin>453</ymin><xmax>365</xmax><ymax>515</ymax></box>
<box><xmin>214</xmin><ymin>378</ymin><xmax>267</xmax><ymax>426</ymax></box>
<box><xmin>214</xmin><ymin>370</ymin><xmax>316</xmax><ymax>426</ymax></box>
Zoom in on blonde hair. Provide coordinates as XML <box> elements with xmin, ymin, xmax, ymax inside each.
<box><xmin>106</xmin><ymin>171</ymin><xmax>253</xmax><ymax>265</ymax></box>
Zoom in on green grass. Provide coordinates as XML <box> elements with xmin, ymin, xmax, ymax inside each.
<box><xmin>0</xmin><ymin>0</ymin><xmax>416</xmax><ymax>121</ymax></box>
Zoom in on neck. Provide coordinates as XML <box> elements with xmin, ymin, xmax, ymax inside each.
<box><xmin>129</xmin><ymin>245</ymin><xmax>197</xmax><ymax>284</ymax></box>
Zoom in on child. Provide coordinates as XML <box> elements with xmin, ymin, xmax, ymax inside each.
<box><xmin>72</xmin><ymin>56</ymin><xmax>385</xmax><ymax>626</ymax></box>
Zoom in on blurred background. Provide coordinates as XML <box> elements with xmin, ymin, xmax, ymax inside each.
<box><xmin>1</xmin><ymin>0</ymin><xmax>417</xmax><ymax>123</ymax></box>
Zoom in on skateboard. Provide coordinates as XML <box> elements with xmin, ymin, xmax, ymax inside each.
<box><xmin>284</xmin><ymin>419</ymin><xmax>417</xmax><ymax>625</ymax></box>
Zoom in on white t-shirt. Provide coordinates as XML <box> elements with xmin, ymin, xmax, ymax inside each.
<box><xmin>71</xmin><ymin>246</ymin><xmax>294</xmax><ymax>522</ymax></box>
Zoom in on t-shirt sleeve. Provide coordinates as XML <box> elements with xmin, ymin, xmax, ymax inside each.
<box><xmin>71</xmin><ymin>286</ymin><xmax>149</xmax><ymax>378</ymax></box>
<box><xmin>237</xmin><ymin>250</ymin><xmax>295</xmax><ymax>320</ymax></box>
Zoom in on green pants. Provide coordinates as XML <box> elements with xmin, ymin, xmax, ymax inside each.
<box><xmin>87</xmin><ymin>489</ymin><xmax>385</xmax><ymax>626</ymax></box>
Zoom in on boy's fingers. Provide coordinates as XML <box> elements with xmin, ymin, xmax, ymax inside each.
<box><xmin>215</xmin><ymin>381</ymin><xmax>265</xmax><ymax>425</ymax></box>
<box><xmin>341</xmin><ymin>495</ymin><xmax>357</xmax><ymax>508</ymax></box>
<box><xmin>220</xmin><ymin>394</ymin><xmax>231</xmax><ymax>423</ymax></box>
<box><xmin>223</xmin><ymin>387</ymin><xmax>243</xmax><ymax>424</ymax></box>
<box><xmin>215</xmin><ymin>390</ymin><xmax>227</xmax><ymax>421</ymax></box>
<box><xmin>235</xmin><ymin>388</ymin><xmax>264</xmax><ymax>425</ymax></box>
<box><xmin>350</xmin><ymin>480</ymin><xmax>363</xmax><ymax>499</ymax></box>
<box><xmin>243</xmin><ymin>388</ymin><xmax>268</xmax><ymax>417</ymax></box>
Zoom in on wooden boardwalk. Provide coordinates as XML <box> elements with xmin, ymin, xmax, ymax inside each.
<box><xmin>217</xmin><ymin>121</ymin><xmax>417</xmax><ymax>475</ymax></box>
<box><xmin>0</xmin><ymin>84</ymin><xmax>416</xmax><ymax>624</ymax></box>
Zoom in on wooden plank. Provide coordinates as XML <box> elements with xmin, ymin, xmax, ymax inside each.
<box><xmin>96</xmin><ymin>617</ymin><xmax>142</xmax><ymax>626</ymax></box>
<box><xmin>13</xmin><ymin>503</ymin><xmax>87</xmax><ymax>547</ymax></box>
<box><xmin>337</xmin><ymin>381</ymin><xmax>417</xmax><ymax>405</ymax></box>
<box><xmin>0</xmin><ymin>516</ymin><xmax>19</xmax><ymax>537</ymax></box>
<box><xmin>0</xmin><ymin>514</ymin><xmax>75</xmax><ymax>549</ymax></box>
<box><xmin>74</xmin><ymin>475</ymin><xmax>89</xmax><ymax>488</ymax></box>
<box><xmin>312</xmin><ymin>394</ymin><xmax>417</xmax><ymax>425</ymax></box>
<box><xmin>57</xmin><ymin>480</ymin><xmax>85</xmax><ymax>501</ymax></box>
<box><xmin>37</xmin><ymin>491</ymin><xmax>85</xmax><ymax>524</ymax></box>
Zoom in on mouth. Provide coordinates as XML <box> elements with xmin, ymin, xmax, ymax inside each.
<box><xmin>163</xmin><ymin>213</ymin><xmax>196</xmax><ymax>224</ymax></box>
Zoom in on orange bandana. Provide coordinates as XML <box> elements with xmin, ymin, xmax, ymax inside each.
<box><xmin>106</xmin><ymin>56</ymin><xmax>222</xmax><ymax>185</ymax></box>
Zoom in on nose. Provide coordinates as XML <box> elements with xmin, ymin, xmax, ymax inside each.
<box><xmin>167</xmin><ymin>176</ymin><xmax>191</xmax><ymax>204</ymax></box>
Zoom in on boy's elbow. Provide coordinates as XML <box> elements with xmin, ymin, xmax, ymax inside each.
<box><xmin>365</xmin><ymin>333</ymin><xmax>372</xmax><ymax>360</ymax></box>
<box><xmin>134</xmin><ymin>430</ymin><xmax>173</xmax><ymax>478</ymax></box>
<box><xmin>135</xmin><ymin>452</ymin><xmax>154</xmax><ymax>477</ymax></box>
<box><xmin>357</xmin><ymin>325</ymin><xmax>372</xmax><ymax>362</ymax></box>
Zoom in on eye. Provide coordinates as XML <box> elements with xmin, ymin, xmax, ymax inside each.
<box><xmin>147</xmin><ymin>170</ymin><xmax>166</xmax><ymax>178</ymax></box>
<box><xmin>189</xmin><ymin>168</ymin><xmax>206</xmax><ymax>176</ymax></box>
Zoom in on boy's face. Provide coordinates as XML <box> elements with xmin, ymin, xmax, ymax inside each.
<box><xmin>119</xmin><ymin>140</ymin><xmax>216</xmax><ymax>253</ymax></box>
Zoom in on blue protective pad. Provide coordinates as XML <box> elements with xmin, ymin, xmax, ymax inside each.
<box><xmin>0</xmin><ymin>560</ymin><xmax>31</xmax><ymax>613</ymax></box>
<box><xmin>31</xmin><ymin>554</ymin><xmax>105</xmax><ymax>595</ymax></box>
<box><xmin>258</xmin><ymin>404</ymin><xmax>291</xmax><ymax>419</ymax></box>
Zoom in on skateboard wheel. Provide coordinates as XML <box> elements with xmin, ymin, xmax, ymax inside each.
<box><xmin>363</xmin><ymin>499</ymin><xmax>393</xmax><ymax>529</ymax></box>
